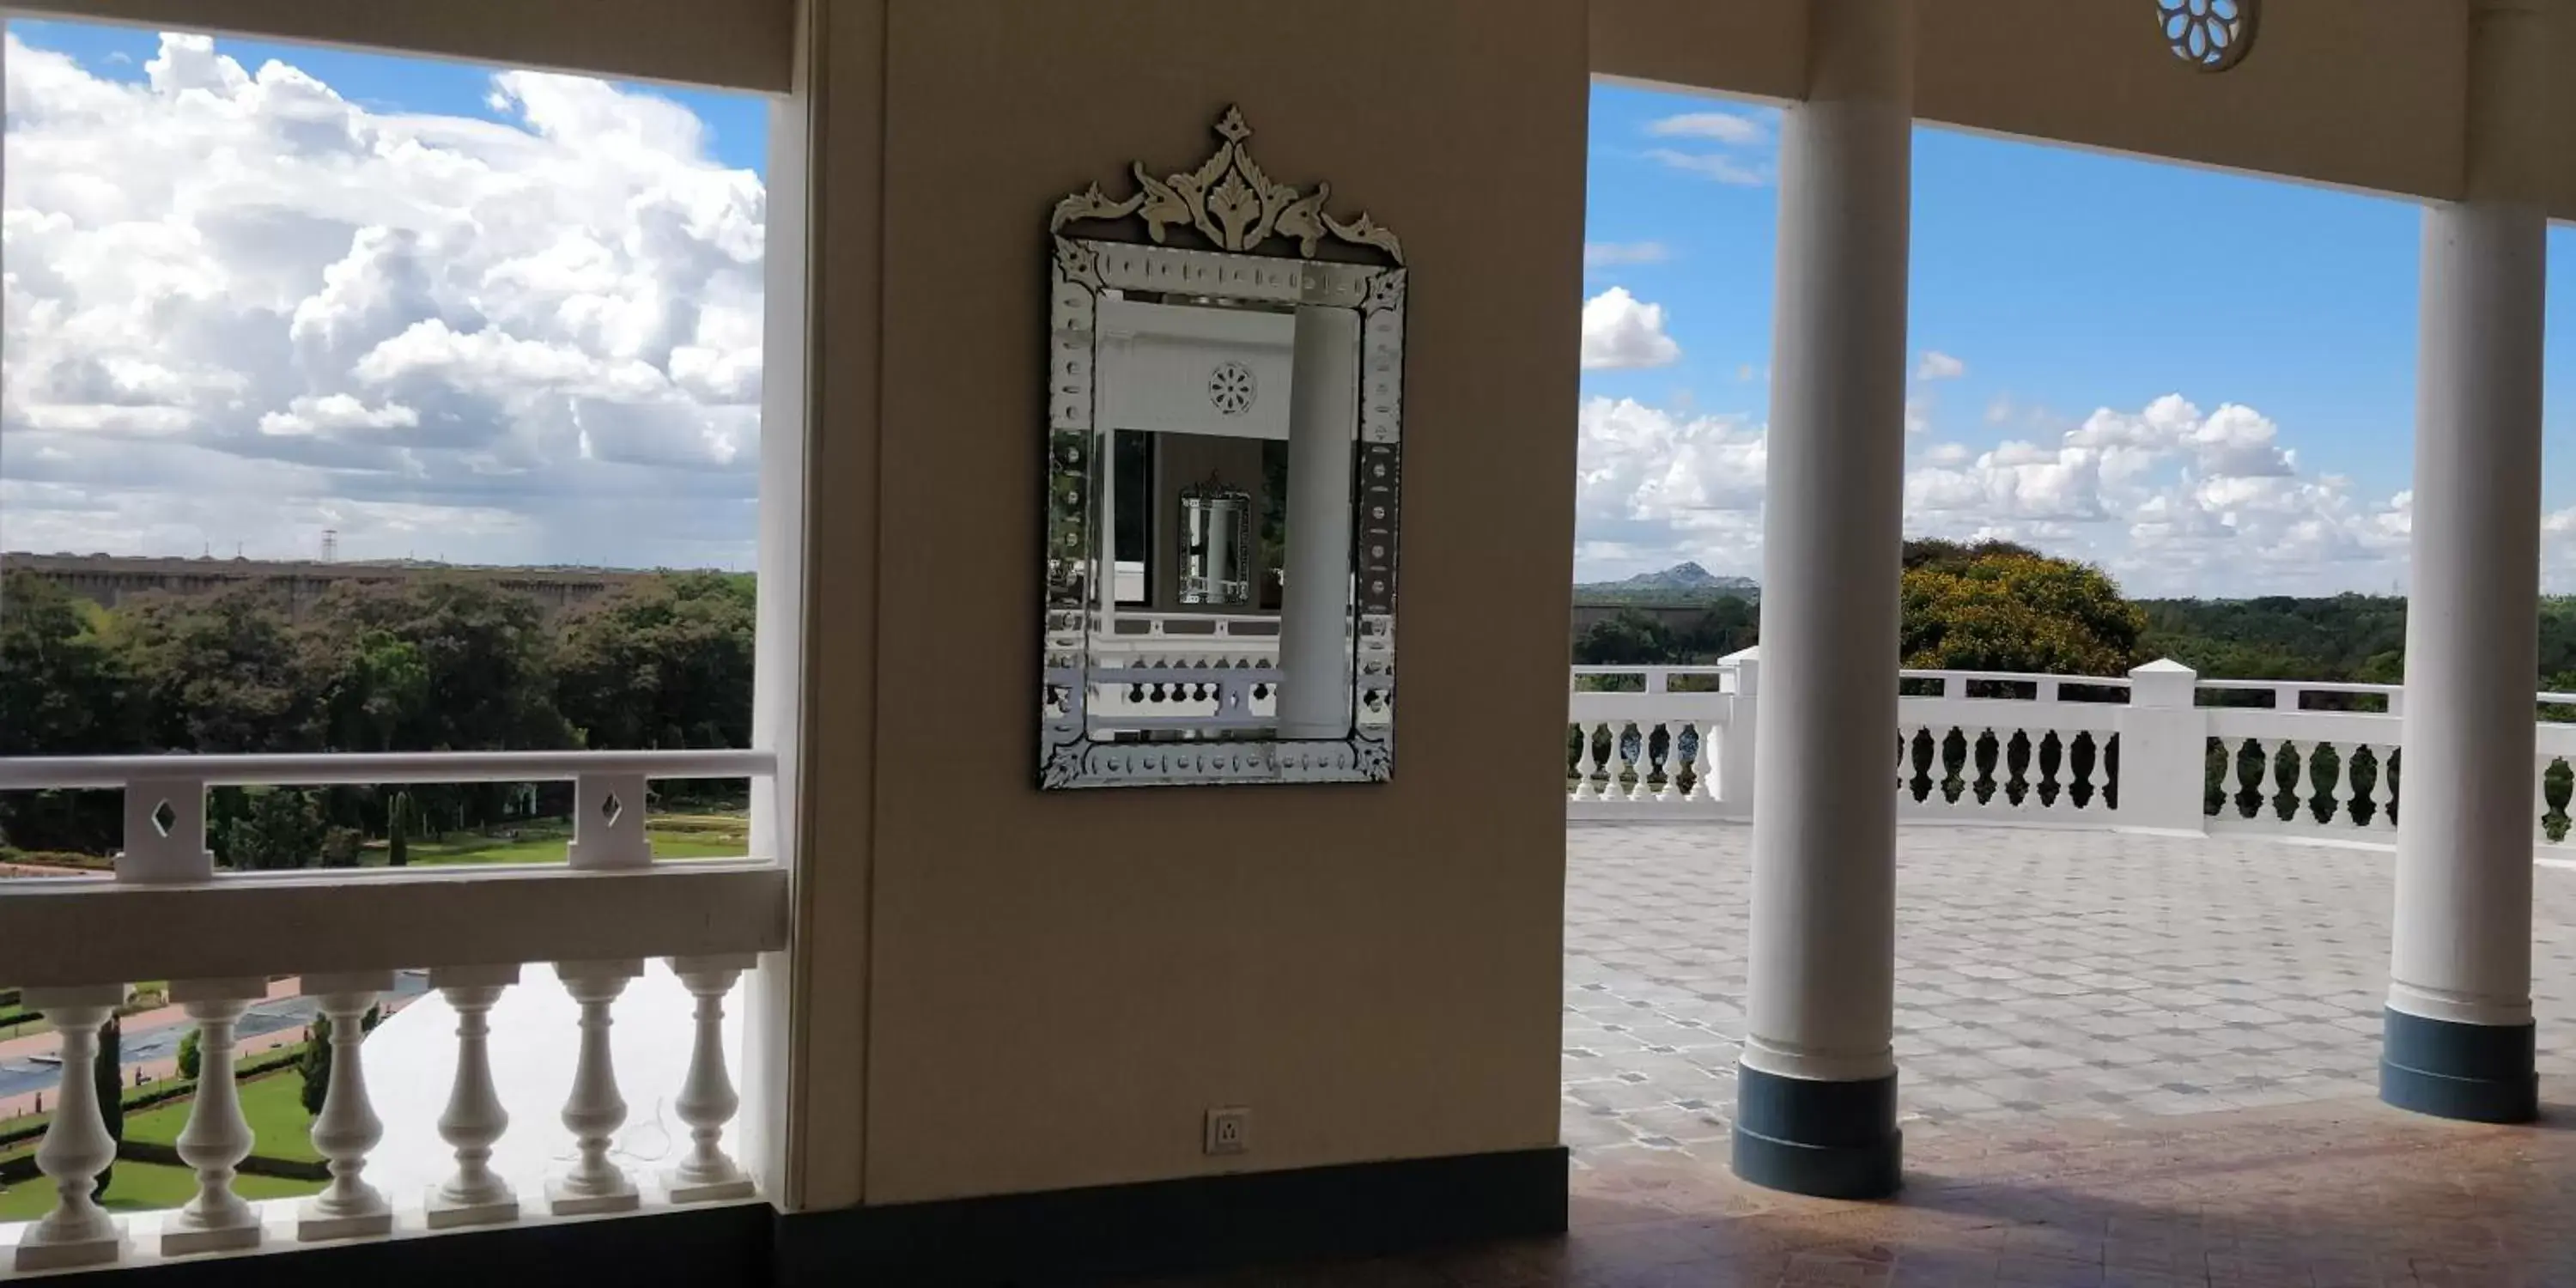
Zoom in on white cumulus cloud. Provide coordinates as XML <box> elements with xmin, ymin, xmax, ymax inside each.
<box><xmin>0</xmin><ymin>32</ymin><xmax>766</xmax><ymax>567</ymax></box>
<box><xmin>1916</xmin><ymin>350</ymin><xmax>1966</xmax><ymax>380</ymax></box>
<box><xmin>1580</xmin><ymin>288</ymin><xmax>1683</xmax><ymax>370</ymax></box>
<box><xmin>1646</xmin><ymin>112</ymin><xmax>1766</xmax><ymax>146</ymax></box>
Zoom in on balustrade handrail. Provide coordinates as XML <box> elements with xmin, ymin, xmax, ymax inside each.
<box><xmin>0</xmin><ymin>747</ymin><xmax>775</xmax><ymax>792</ymax></box>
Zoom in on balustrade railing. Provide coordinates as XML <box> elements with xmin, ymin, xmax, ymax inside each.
<box><xmin>1563</xmin><ymin>652</ymin><xmax>2576</xmax><ymax>855</ymax></box>
<box><xmin>0</xmin><ymin>750</ymin><xmax>786</xmax><ymax>1271</ymax></box>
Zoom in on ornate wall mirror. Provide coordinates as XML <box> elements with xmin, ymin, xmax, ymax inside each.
<box><xmin>1040</xmin><ymin>106</ymin><xmax>1405</xmax><ymax>789</ymax></box>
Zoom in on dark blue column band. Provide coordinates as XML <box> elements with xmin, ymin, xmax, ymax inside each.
<box><xmin>2380</xmin><ymin>1007</ymin><xmax>2537</xmax><ymax>1124</ymax></box>
<box><xmin>1730</xmin><ymin>1063</ymin><xmax>1901</xmax><ymax>1199</ymax></box>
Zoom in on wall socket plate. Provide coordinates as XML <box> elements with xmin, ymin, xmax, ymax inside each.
<box><xmin>1203</xmin><ymin>1106</ymin><xmax>1251</xmax><ymax>1156</ymax></box>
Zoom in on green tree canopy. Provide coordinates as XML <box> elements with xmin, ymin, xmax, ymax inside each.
<box><xmin>555</xmin><ymin>572</ymin><xmax>756</xmax><ymax>750</ymax></box>
<box><xmin>1899</xmin><ymin>541</ymin><xmax>2144</xmax><ymax>676</ymax></box>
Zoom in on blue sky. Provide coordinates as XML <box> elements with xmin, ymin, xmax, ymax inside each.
<box><xmin>1582</xmin><ymin>82</ymin><xmax>2576</xmax><ymax>596</ymax></box>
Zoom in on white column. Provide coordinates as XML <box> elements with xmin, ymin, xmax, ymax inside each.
<box><xmin>163</xmin><ymin>978</ymin><xmax>269</xmax><ymax>1255</ymax></box>
<box><xmin>13</xmin><ymin>989</ymin><xmax>125</xmax><ymax>1272</ymax></box>
<box><xmin>550</xmin><ymin>958</ymin><xmax>643</xmax><ymax>1214</ymax></box>
<box><xmin>2385</xmin><ymin>0</ymin><xmax>2551</xmax><ymax>1125</ymax></box>
<box><xmin>1097</xmin><ymin>424</ymin><xmax>1120</xmax><ymax>630</ymax></box>
<box><xmin>1277</xmin><ymin>307</ymin><xmax>1360</xmax><ymax>738</ymax></box>
<box><xmin>299</xmin><ymin>975</ymin><xmax>393</xmax><ymax>1241</ymax></box>
<box><xmin>1735</xmin><ymin>0</ymin><xmax>1913</xmax><ymax>1200</ymax></box>
<box><xmin>427</xmin><ymin>964</ymin><xmax>520</xmax><ymax>1229</ymax></box>
<box><xmin>665</xmin><ymin>955</ymin><xmax>758</xmax><ymax>1203</ymax></box>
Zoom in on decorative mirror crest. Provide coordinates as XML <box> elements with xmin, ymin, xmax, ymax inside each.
<box><xmin>2157</xmin><ymin>0</ymin><xmax>2257</xmax><ymax>72</ymax></box>
<box><xmin>1049</xmin><ymin>106</ymin><xmax>1405</xmax><ymax>265</ymax></box>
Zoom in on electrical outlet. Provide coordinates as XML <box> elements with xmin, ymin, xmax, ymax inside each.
<box><xmin>1204</xmin><ymin>1106</ymin><xmax>1251</xmax><ymax>1156</ymax></box>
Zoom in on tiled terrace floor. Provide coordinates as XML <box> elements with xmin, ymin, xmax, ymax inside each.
<box><xmin>1562</xmin><ymin>825</ymin><xmax>2576</xmax><ymax>1166</ymax></box>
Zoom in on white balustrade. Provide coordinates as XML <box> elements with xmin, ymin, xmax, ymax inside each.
<box><xmin>164</xmin><ymin>978</ymin><xmax>269</xmax><ymax>1255</ymax></box>
<box><xmin>301</xmin><ymin>974</ymin><xmax>395</xmax><ymax>1242</ymax></box>
<box><xmin>665</xmin><ymin>955</ymin><xmax>758</xmax><ymax>1203</ymax></box>
<box><xmin>0</xmin><ymin>750</ymin><xmax>785</xmax><ymax>1267</ymax></box>
<box><xmin>1554</xmin><ymin>658</ymin><xmax>2576</xmax><ymax>854</ymax></box>
<box><xmin>12</xmin><ymin>988</ymin><xmax>126</xmax><ymax>1271</ymax></box>
<box><xmin>550</xmin><ymin>958</ymin><xmax>644</xmax><ymax>1215</ymax></box>
<box><xmin>428</xmin><ymin>964</ymin><xmax>520</xmax><ymax>1229</ymax></box>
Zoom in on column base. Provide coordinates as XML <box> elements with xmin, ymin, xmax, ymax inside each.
<box><xmin>664</xmin><ymin>1167</ymin><xmax>757</xmax><ymax>1205</ymax></box>
<box><xmin>425</xmin><ymin>1185</ymin><xmax>521</xmax><ymax>1230</ymax></box>
<box><xmin>1730</xmin><ymin>1065</ymin><xmax>1901</xmax><ymax>1199</ymax></box>
<box><xmin>2380</xmin><ymin>1007</ymin><xmax>2537</xmax><ymax>1124</ymax></box>
<box><xmin>548</xmin><ymin>1174</ymin><xmax>641</xmax><ymax>1216</ymax></box>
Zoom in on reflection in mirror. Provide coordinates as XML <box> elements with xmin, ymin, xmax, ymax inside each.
<box><xmin>1039</xmin><ymin>107</ymin><xmax>1403</xmax><ymax>789</ymax></box>
<box><xmin>1178</xmin><ymin>480</ymin><xmax>1253</xmax><ymax>606</ymax></box>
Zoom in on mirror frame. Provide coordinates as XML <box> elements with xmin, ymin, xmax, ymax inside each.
<box><xmin>1038</xmin><ymin>107</ymin><xmax>1406</xmax><ymax>790</ymax></box>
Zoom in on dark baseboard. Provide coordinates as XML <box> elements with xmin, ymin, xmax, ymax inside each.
<box><xmin>21</xmin><ymin>1148</ymin><xmax>1563</xmax><ymax>1288</ymax></box>
<box><xmin>31</xmin><ymin>1202</ymin><xmax>773</xmax><ymax>1288</ymax></box>
<box><xmin>2380</xmin><ymin>1006</ymin><xmax>2538</xmax><ymax>1124</ymax></box>
<box><xmin>1731</xmin><ymin>1064</ymin><xmax>1901</xmax><ymax>1200</ymax></box>
<box><xmin>772</xmin><ymin>1146</ymin><xmax>1569</xmax><ymax>1286</ymax></box>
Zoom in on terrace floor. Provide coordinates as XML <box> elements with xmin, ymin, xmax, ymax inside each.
<box><xmin>1562</xmin><ymin>824</ymin><xmax>2576</xmax><ymax>1166</ymax></box>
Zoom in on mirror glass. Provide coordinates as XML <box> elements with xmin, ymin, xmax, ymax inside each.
<box><xmin>1040</xmin><ymin>238</ymin><xmax>1402</xmax><ymax>788</ymax></box>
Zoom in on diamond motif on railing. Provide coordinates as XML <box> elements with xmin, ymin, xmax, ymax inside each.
<box><xmin>151</xmin><ymin>799</ymin><xmax>178</xmax><ymax>838</ymax></box>
<box><xmin>599</xmin><ymin>793</ymin><xmax>623</xmax><ymax>827</ymax></box>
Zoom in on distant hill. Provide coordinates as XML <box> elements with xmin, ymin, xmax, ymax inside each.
<box><xmin>1573</xmin><ymin>562</ymin><xmax>1759</xmax><ymax>605</ymax></box>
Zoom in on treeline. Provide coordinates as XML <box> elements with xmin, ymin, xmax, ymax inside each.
<box><xmin>0</xmin><ymin>569</ymin><xmax>754</xmax><ymax>861</ymax></box>
<box><xmin>1574</xmin><ymin>538</ymin><xmax>2576</xmax><ymax>691</ymax></box>
<box><xmin>1575</xmin><ymin>539</ymin><xmax>2143</xmax><ymax>677</ymax></box>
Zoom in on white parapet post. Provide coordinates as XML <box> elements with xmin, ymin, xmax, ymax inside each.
<box><xmin>2115</xmin><ymin>659</ymin><xmax>2207</xmax><ymax>835</ymax></box>
<box><xmin>1716</xmin><ymin>647</ymin><xmax>1760</xmax><ymax>817</ymax></box>
<box><xmin>1734</xmin><ymin>0</ymin><xmax>1914</xmax><ymax>1201</ymax></box>
<box><xmin>2383</xmin><ymin>0</ymin><xmax>2552</xmax><ymax>1127</ymax></box>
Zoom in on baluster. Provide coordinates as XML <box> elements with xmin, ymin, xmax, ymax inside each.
<box><xmin>2370</xmin><ymin>747</ymin><xmax>2391</xmax><ymax>835</ymax></box>
<box><xmin>1570</xmin><ymin>722</ymin><xmax>1601</xmax><ymax>802</ymax></box>
<box><xmin>550</xmin><ymin>959</ymin><xmax>644</xmax><ymax>1214</ymax></box>
<box><xmin>1654</xmin><ymin>721</ymin><xmax>1683</xmax><ymax>804</ymax></box>
<box><xmin>164</xmin><ymin>978</ymin><xmax>268</xmax><ymax>1255</ymax></box>
<box><xmin>1630</xmin><ymin>721</ymin><xmax>1661</xmax><ymax>803</ymax></box>
<box><xmin>1687</xmin><ymin>720</ymin><xmax>1715</xmax><ymax>803</ymax></box>
<box><xmin>2317</xmin><ymin>743</ymin><xmax>2348</xmax><ymax>829</ymax></box>
<box><xmin>1975</xmin><ymin>728</ymin><xmax>2001</xmax><ymax>806</ymax></box>
<box><xmin>2275</xmin><ymin>740</ymin><xmax>2307</xmax><ymax>826</ymax></box>
<box><xmin>13</xmin><ymin>988</ymin><xmax>125</xmax><ymax>1272</ymax></box>
<box><xmin>299</xmin><ymin>974</ymin><xmax>393</xmax><ymax>1241</ymax></box>
<box><xmin>2241</xmin><ymin>738</ymin><xmax>2274</xmax><ymax>823</ymax></box>
<box><xmin>665</xmin><ymin>956</ymin><xmax>758</xmax><ymax>1203</ymax></box>
<box><xmin>2072</xmin><ymin>732</ymin><xmax>2099</xmax><ymax>812</ymax></box>
<box><xmin>2536</xmin><ymin>756</ymin><xmax>2558</xmax><ymax>847</ymax></box>
<box><xmin>427</xmin><ymin>964</ymin><xmax>520</xmax><ymax>1229</ymax></box>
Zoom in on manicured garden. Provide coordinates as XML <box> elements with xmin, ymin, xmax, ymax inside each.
<box><xmin>0</xmin><ymin>1160</ymin><xmax>317</xmax><ymax>1221</ymax></box>
<box><xmin>121</xmin><ymin>1070</ymin><xmax>320</xmax><ymax>1163</ymax></box>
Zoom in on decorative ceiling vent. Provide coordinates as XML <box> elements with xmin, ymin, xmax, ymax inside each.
<box><xmin>2159</xmin><ymin>0</ymin><xmax>2257</xmax><ymax>72</ymax></box>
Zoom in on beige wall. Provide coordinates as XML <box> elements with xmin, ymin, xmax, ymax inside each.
<box><xmin>817</xmin><ymin>0</ymin><xmax>1586</xmax><ymax>1207</ymax></box>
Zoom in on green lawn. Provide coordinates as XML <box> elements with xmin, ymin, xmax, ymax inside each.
<box><xmin>399</xmin><ymin>825</ymin><xmax>747</xmax><ymax>866</ymax></box>
<box><xmin>123</xmin><ymin>1071</ymin><xmax>319</xmax><ymax>1164</ymax></box>
<box><xmin>381</xmin><ymin>812</ymin><xmax>750</xmax><ymax>866</ymax></box>
<box><xmin>0</xmin><ymin>1160</ymin><xmax>318</xmax><ymax>1220</ymax></box>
